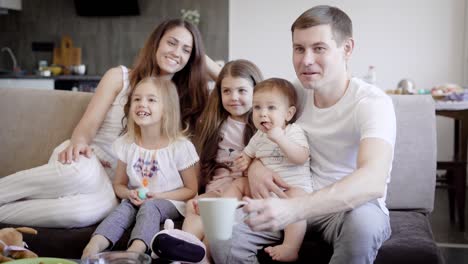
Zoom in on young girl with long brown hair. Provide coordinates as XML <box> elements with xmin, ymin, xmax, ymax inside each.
<box><xmin>151</xmin><ymin>59</ymin><xmax>263</xmax><ymax>263</ymax></box>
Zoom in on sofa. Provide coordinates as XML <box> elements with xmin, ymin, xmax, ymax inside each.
<box><xmin>0</xmin><ymin>87</ymin><xmax>444</xmax><ymax>263</ymax></box>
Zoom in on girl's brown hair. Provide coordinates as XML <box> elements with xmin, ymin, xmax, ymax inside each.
<box><xmin>129</xmin><ymin>19</ymin><xmax>208</xmax><ymax>135</ymax></box>
<box><xmin>122</xmin><ymin>77</ymin><xmax>185</xmax><ymax>143</ymax></box>
<box><xmin>194</xmin><ymin>59</ymin><xmax>263</xmax><ymax>187</ymax></box>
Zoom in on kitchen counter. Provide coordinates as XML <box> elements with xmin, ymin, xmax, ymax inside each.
<box><xmin>0</xmin><ymin>74</ymin><xmax>101</xmax><ymax>81</ymax></box>
<box><xmin>0</xmin><ymin>74</ymin><xmax>102</xmax><ymax>91</ymax></box>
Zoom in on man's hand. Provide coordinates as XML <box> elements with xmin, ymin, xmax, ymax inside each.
<box><xmin>58</xmin><ymin>142</ymin><xmax>93</xmax><ymax>164</ymax></box>
<box><xmin>248</xmin><ymin>160</ymin><xmax>290</xmax><ymax>199</ymax></box>
<box><xmin>243</xmin><ymin>197</ymin><xmax>298</xmax><ymax>231</ymax></box>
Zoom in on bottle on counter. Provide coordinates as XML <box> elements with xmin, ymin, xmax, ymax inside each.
<box><xmin>363</xmin><ymin>65</ymin><xmax>377</xmax><ymax>85</ymax></box>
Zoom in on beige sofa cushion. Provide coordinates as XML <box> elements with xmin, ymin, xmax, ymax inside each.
<box><xmin>0</xmin><ymin>88</ymin><xmax>92</xmax><ymax>177</ymax></box>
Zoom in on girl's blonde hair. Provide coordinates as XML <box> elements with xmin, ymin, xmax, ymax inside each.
<box><xmin>194</xmin><ymin>59</ymin><xmax>263</xmax><ymax>187</ymax></box>
<box><xmin>122</xmin><ymin>77</ymin><xmax>185</xmax><ymax>143</ymax></box>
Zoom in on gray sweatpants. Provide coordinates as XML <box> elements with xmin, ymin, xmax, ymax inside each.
<box><xmin>210</xmin><ymin>201</ymin><xmax>391</xmax><ymax>264</ymax></box>
<box><xmin>94</xmin><ymin>199</ymin><xmax>181</xmax><ymax>250</ymax></box>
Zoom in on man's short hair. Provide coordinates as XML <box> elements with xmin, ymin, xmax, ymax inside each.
<box><xmin>291</xmin><ymin>5</ymin><xmax>353</xmax><ymax>46</ymax></box>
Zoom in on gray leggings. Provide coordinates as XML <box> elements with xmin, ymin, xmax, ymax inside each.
<box><xmin>94</xmin><ymin>199</ymin><xmax>181</xmax><ymax>250</ymax></box>
<box><xmin>210</xmin><ymin>201</ymin><xmax>391</xmax><ymax>264</ymax></box>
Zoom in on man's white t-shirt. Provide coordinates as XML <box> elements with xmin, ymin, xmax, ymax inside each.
<box><xmin>297</xmin><ymin>77</ymin><xmax>396</xmax><ymax>215</ymax></box>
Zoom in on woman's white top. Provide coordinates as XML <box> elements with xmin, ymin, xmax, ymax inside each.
<box><xmin>91</xmin><ymin>65</ymin><xmax>130</xmax><ymax>177</ymax></box>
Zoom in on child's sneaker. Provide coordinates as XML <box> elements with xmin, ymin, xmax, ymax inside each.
<box><xmin>151</xmin><ymin>219</ymin><xmax>206</xmax><ymax>263</ymax></box>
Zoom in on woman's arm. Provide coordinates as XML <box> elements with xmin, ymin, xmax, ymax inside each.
<box><xmin>149</xmin><ymin>163</ymin><xmax>199</xmax><ymax>201</ymax></box>
<box><xmin>205</xmin><ymin>55</ymin><xmax>222</xmax><ymax>81</ymax></box>
<box><xmin>58</xmin><ymin>67</ymin><xmax>124</xmax><ymax>163</ymax></box>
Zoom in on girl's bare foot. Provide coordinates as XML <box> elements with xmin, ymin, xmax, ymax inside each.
<box><xmin>81</xmin><ymin>235</ymin><xmax>110</xmax><ymax>259</ymax></box>
<box><xmin>127</xmin><ymin>239</ymin><xmax>147</xmax><ymax>253</ymax></box>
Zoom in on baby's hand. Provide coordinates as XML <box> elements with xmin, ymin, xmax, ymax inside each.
<box><xmin>128</xmin><ymin>189</ymin><xmax>144</xmax><ymax>206</ymax></box>
<box><xmin>266</xmin><ymin>126</ymin><xmax>285</xmax><ymax>142</ymax></box>
<box><xmin>233</xmin><ymin>153</ymin><xmax>250</xmax><ymax>172</ymax></box>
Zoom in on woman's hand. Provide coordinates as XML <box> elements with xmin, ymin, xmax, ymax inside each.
<box><xmin>58</xmin><ymin>141</ymin><xmax>93</xmax><ymax>164</ymax></box>
<box><xmin>248</xmin><ymin>160</ymin><xmax>290</xmax><ymax>199</ymax></box>
<box><xmin>128</xmin><ymin>189</ymin><xmax>144</xmax><ymax>207</ymax></box>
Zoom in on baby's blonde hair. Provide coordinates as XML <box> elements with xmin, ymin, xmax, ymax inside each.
<box><xmin>123</xmin><ymin>77</ymin><xmax>186</xmax><ymax>143</ymax></box>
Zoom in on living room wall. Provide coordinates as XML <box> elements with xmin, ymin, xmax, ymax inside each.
<box><xmin>229</xmin><ymin>0</ymin><xmax>466</xmax><ymax>161</ymax></box>
<box><xmin>0</xmin><ymin>0</ymin><xmax>228</xmax><ymax>75</ymax></box>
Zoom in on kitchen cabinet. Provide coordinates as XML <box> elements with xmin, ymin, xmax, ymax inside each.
<box><xmin>0</xmin><ymin>78</ymin><xmax>54</xmax><ymax>90</ymax></box>
<box><xmin>0</xmin><ymin>0</ymin><xmax>21</xmax><ymax>11</ymax></box>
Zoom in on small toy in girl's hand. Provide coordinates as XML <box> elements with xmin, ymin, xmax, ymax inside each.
<box><xmin>138</xmin><ymin>188</ymin><xmax>148</xmax><ymax>200</ymax></box>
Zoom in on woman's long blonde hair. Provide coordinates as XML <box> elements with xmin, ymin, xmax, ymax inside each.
<box><xmin>122</xmin><ymin>77</ymin><xmax>185</xmax><ymax>143</ymax></box>
<box><xmin>194</xmin><ymin>59</ymin><xmax>263</xmax><ymax>187</ymax></box>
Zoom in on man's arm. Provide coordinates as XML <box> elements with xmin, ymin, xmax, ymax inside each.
<box><xmin>245</xmin><ymin>137</ymin><xmax>393</xmax><ymax>231</ymax></box>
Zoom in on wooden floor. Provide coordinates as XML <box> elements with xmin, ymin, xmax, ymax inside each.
<box><xmin>430</xmin><ymin>187</ymin><xmax>468</xmax><ymax>263</ymax></box>
<box><xmin>430</xmin><ymin>187</ymin><xmax>468</xmax><ymax>244</ymax></box>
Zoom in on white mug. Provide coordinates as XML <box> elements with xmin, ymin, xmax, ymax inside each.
<box><xmin>198</xmin><ymin>197</ymin><xmax>247</xmax><ymax>241</ymax></box>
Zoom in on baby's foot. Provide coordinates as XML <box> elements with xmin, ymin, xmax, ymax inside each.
<box><xmin>264</xmin><ymin>244</ymin><xmax>299</xmax><ymax>262</ymax></box>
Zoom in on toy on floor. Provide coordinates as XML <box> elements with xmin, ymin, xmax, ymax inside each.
<box><xmin>0</xmin><ymin>227</ymin><xmax>38</xmax><ymax>263</ymax></box>
<box><xmin>150</xmin><ymin>219</ymin><xmax>207</xmax><ymax>264</ymax></box>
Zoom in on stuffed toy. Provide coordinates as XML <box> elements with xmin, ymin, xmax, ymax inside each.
<box><xmin>0</xmin><ymin>227</ymin><xmax>38</xmax><ymax>263</ymax></box>
<box><xmin>151</xmin><ymin>219</ymin><xmax>207</xmax><ymax>264</ymax></box>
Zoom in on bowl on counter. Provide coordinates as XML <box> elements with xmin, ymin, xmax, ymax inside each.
<box><xmin>48</xmin><ymin>65</ymin><xmax>63</xmax><ymax>76</ymax></box>
<box><xmin>70</xmin><ymin>64</ymin><xmax>86</xmax><ymax>75</ymax></box>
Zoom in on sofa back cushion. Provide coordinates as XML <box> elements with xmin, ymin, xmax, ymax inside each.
<box><xmin>386</xmin><ymin>95</ymin><xmax>437</xmax><ymax>212</ymax></box>
<box><xmin>0</xmin><ymin>88</ymin><xmax>92</xmax><ymax>177</ymax></box>
<box><xmin>0</xmin><ymin>89</ymin><xmax>438</xmax><ymax>213</ymax></box>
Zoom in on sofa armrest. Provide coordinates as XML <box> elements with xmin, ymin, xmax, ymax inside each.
<box><xmin>0</xmin><ymin>88</ymin><xmax>92</xmax><ymax>177</ymax></box>
<box><xmin>386</xmin><ymin>95</ymin><xmax>437</xmax><ymax>212</ymax></box>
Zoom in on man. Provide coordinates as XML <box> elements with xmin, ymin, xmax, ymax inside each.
<box><xmin>210</xmin><ymin>5</ymin><xmax>396</xmax><ymax>264</ymax></box>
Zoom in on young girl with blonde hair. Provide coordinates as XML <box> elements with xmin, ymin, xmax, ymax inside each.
<box><xmin>151</xmin><ymin>59</ymin><xmax>263</xmax><ymax>263</ymax></box>
<box><xmin>82</xmin><ymin>77</ymin><xmax>199</xmax><ymax>257</ymax></box>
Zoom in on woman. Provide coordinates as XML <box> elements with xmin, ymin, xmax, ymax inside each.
<box><xmin>0</xmin><ymin>19</ymin><xmax>220</xmax><ymax>228</ymax></box>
